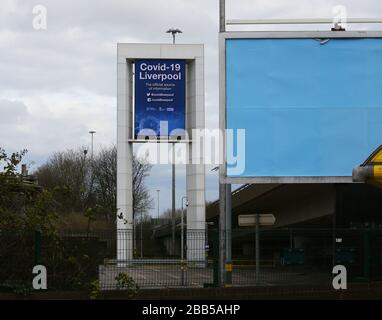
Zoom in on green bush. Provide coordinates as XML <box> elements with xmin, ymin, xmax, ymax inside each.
<box><xmin>115</xmin><ymin>272</ymin><xmax>139</xmax><ymax>298</ymax></box>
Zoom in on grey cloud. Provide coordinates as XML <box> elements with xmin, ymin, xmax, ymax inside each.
<box><xmin>0</xmin><ymin>0</ymin><xmax>219</xmax><ymax>95</ymax></box>
<box><xmin>0</xmin><ymin>99</ymin><xmax>29</xmax><ymax>124</ymax></box>
<box><xmin>1</xmin><ymin>0</ymin><xmax>382</xmax><ymax>210</ymax></box>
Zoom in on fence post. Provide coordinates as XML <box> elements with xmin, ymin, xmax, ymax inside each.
<box><xmin>34</xmin><ymin>230</ymin><xmax>41</xmax><ymax>265</ymax></box>
<box><xmin>255</xmin><ymin>214</ymin><xmax>260</xmax><ymax>285</ymax></box>
<box><xmin>213</xmin><ymin>231</ymin><xmax>219</xmax><ymax>287</ymax></box>
<box><xmin>225</xmin><ymin>184</ymin><xmax>232</xmax><ymax>286</ymax></box>
<box><xmin>363</xmin><ymin>230</ymin><xmax>370</xmax><ymax>281</ymax></box>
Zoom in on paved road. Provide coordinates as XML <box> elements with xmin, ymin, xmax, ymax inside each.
<box><xmin>99</xmin><ymin>263</ymin><xmax>331</xmax><ymax>289</ymax></box>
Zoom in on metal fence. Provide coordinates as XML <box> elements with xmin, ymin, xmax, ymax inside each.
<box><xmin>228</xmin><ymin>229</ymin><xmax>332</xmax><ymax>286</ymax></box>
<box><xmin>226</xmin><ymin>228</ymin><xmax>382</xmax><ymax>287</ymax></box>
<box><xmin>1</xmin><ymin>227</ymin><xmax>382</xmax><ymax>291</ymax></box>
<box><xmin>100</xmin><ymin>229</ymin><xmax>212</xmax><ymax>289</ymax></box>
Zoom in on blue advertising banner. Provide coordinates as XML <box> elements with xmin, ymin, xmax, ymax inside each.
<box><xmin>226</xmin><ymin>38</ymin><xmax>382</xmax><ymax>178</ymax></box>
<box><xmin>134</xmin><ymin>59</ymin><xmax>186</xmax><ymax>137</ymax></box>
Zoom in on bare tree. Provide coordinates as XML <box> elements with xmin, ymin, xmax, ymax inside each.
<box><xmin>132</xmin><ymin>155</ymin><xmax>154</xmax><ymax>218</ymax></box>
<box><xmin>35</xmin><ymin>146</ymin><xmax>153</xmax><ymax>224</ymax></box>
<box><xmin>92</xmin><ymin>147</ymin><xmax>116</xmax><ymax>222</ymax></box>
<box><xmin>92</xmin><ymin>146</ymin><xmax>154</xmax><ymax>222</ymax></box>
<box><xmin>36</xmin><ymin>147</ymin><xmax>93</xmax><ymax>213</ymax></box>
<box><xmin>160</xmin><ymin>208</ymin><xmax>182</xmax><ymax>221</ymax></box>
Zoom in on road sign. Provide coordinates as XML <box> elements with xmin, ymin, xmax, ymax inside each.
<box><xmin>134</xmin><ymin>59</ymin><xmax>186</xmax><ymax>138</ymax></box>
<box><xmin>238</xmin><ymin>214</ymin><xmax>276</xmax><ymax>227</ymax></box>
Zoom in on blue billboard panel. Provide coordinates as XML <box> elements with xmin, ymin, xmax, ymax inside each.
<box><xmin>134</xmin><ymin>59</ymin><xmax>185</xmax><ymax>137</ymax></box>
<box><xmin>226</xmin><ymin>38</ymin><xmax>382</xmax><ymax>178</ymax></box>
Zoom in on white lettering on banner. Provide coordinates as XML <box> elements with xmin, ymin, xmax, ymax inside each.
<box><xmin>139</xmin><ymin>62</ymin><xmax>182</xmax><ymax>81</ymax></box>
<box><xmin>139</xmin><ymin>72</ymin><xmax>181</xmax><ymax>81</ymax></box>
<box><xmin>140</xmin><ymin>62</ymin><xmax>181</xmax><ymax>72</ymax></box>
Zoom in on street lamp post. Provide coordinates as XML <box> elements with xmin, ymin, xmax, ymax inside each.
<box><xmin>156</xmin><ymin>189</ymin><xmax>160</xmax><ymax>221</ymax></box>
<box><xmin>166</xmin><ymin>28</ymin><xmax>182</xmax><ymax>44</ymax></box>
<box><xmin>140</xmin><ymin>210</ymin><xmax>143</xmax><ymax>259</ymax></box>
<box><xmin>171</xmin><ymin>146</ymin><xmax>176</xmax><ymax>255</ymax></box>
<box><xmin>181</xmin><ymin>196</ymin><xmax>188</xmax><ymax>261</ymax></box>
<box><xmin>165</xmin><ymin>28</ymin><xmax>182</xmax><ymax>256</ymax></box>
<box><xmin>89</xmin><ymin>130</ymin><xmax>96</xmax><ymax>160</ymax></box>
<box><xmin>181</xmin><ymin>196</ymin><xmax>188</xmax><ymax>286</ymax></box>
<box><xmin>133</xmin><ymin>213</ymin><xmax>137</xmax><ymax>257</ymax></box>
<box><xmin>205</xmin><ymin>222</ymin><xmax>214</xmax><ymax>267</ymax></box>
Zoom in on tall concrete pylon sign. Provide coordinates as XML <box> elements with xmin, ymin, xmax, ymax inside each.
<box><xmin>116</xmin><ymin>43</ymin><xmax>206</xmax><ymax>263</ymax></box>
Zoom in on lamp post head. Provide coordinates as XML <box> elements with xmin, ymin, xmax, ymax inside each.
<box><xmin>166</xmin><ymin>28</ymin><xmax>182</xmax><ymax>35</ymax></box>
<box><xmin>166</xmin><ymin>28</ymin><xmax>182</xmax><ymax>44</ymax></box>
<box><xmin>181</xmin><ymin>196</ymin><xmax>189</xmax><ymax>207</ymax></box>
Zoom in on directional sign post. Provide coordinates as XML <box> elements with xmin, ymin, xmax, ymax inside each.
<box><xmin>238</xmin><ymin>214</ymin><xmax>276</xmax><ymax>227</ymax></box>
<box><xmin>255</xmin><ymin>214</ymin><xmax>259</xmax><ymax>285</ymax></box>
<box><xmin>238</xmin><ymin>214</ymin><xmax>276</xmax><ymax>285</ymax></box>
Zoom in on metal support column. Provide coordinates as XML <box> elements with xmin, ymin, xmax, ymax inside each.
<box><xmin>225</xmin><ymin>184</ymin><xmax>232</xmax><ymax>285</ymax></box>
<box><xmin>218</xmin><ymin>183</ymin><xmax>226</xmax><ymax>286</ymax></box>
<box><xmin>219</xmin><ymin>0</ymin><xmax>226</xmax><ymax>33</ymax></box>
<box><xmin>255</xmin><ymin>213</ymin><xmax>260</xmax><ymax>285</ymax></box>
<box><xmin>218</xmin><ymin>0</ymin><xmax>227</xmax><ymax>288</ymax></box>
